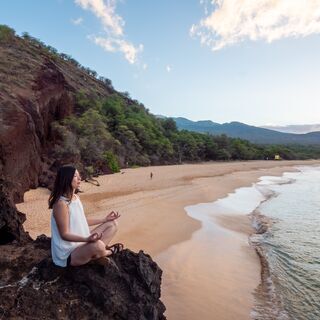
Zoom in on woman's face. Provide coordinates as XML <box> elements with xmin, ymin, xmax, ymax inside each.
<box><xmin>71</xmin><ymin>170</ymin><xmax>81</xmax><ymax>190</ymax></box>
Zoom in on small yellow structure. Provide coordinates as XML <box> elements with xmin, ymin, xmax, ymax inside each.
<box><xmin>274</xmin><ymin>154</ymin><xmax>281</xmax><ymax>160</ymax></box>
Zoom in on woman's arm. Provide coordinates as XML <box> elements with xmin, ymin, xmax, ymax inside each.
<box><xmin>87</xmin><ymin>217</ymin><xmax>105</xmax><ymax>226</ymax></box>
<box><xmin>53</xmin><ymin>201</ymin><xmax>91</xmax><ymax>242</ymax></box>
<box><xmin>87</xmin><ymin>211</ymin><xmax>121</xmax><ymax>226</ymax></box>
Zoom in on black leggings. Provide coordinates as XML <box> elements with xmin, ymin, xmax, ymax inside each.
<box><xmin>67</xmin><ymin>255</ymin><xmax>71</xmax><ymax>267</ymax></box>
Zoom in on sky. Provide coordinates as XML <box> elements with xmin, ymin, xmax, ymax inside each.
<box><xmin>1</xmin><ymin>0</ymin><xmax>320</xmax><ymax>126</ymax></box>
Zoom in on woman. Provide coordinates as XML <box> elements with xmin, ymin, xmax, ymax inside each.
<box><xmin>49</xmin><ymin>165</ymin><xmax>122</xmax><ymax>267</ymax></box>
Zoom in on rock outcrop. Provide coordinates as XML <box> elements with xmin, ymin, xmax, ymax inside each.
<box><xmin>0</xmin><ymin>180</ymin><xmax>31</xmax><ymax>244</ymax></box>
<box><xmin>0</xmin><ymin>236</ymin><xmax>166</xmax><ymax>319</ymax></box>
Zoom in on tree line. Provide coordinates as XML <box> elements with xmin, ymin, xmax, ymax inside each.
<box><xmin>51</xmin><ymin>93</ymin><xmax>320</xmax><ymax>175</ymax></box>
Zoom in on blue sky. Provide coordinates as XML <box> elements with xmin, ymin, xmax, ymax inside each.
<box><xmin>1</xmin><ymin>0</ymin><xmax>320</xmax><ymax>126</ymax></box>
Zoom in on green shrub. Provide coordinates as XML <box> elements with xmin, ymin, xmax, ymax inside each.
<box><xmin>103</xmin><ymin>151</ymin><xmax>120</xmax><ymax>173</ymax></box>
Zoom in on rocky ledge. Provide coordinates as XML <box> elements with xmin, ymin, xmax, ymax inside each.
<box><xmin>0</xmin><ymin>236</ymin><xmax>166</xmax><ymax>319</ymax></box>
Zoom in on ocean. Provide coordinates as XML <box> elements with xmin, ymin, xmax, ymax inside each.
<box><xmin>251</xmin><ymin>166</ymin><xmax>320</xmax><ymax>319</ymax></box>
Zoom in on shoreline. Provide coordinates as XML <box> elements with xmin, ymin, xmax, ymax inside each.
<box><xmin>17</xmin><ymin>160</ymin><xmax>320</xmax><ymax>319</ymax></box>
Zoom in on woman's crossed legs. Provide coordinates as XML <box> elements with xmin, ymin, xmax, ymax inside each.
<box><xmin>70</xmin><ymin>220</ymin><xmax>118</xmax><ymax>266</ymax></box>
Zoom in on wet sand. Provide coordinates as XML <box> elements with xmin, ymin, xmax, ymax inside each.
<box><xmin>17</xmin><ymin>160</ymin><xmax>320</xmax><ymax>319</ymax></box>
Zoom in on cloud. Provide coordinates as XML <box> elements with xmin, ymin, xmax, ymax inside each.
<box><xmin>166</xmin><ymin>65</ymin><xmax>172</xmax><ymax>72</ymax></box>
<box><xmin>191</xmin><ymin>0</ymin><xmax>320</xmax><ymax>50</ymax></box>
<box><xmin>92</xmin><ymin>36</ymin><xmax>143</xmax><ymax>64</ymax></box>
<box><xmin>142</xmin><ymin>63</ymin><xmax>148</xmax><ymax>70</ymax></box>
<box><xmin>71</xmin><ymin>17</ymin><xmax>83</xmax><ymax>25</ymax></box>
<box><xmin>75</xmin><ymin>0</ymin><xmax>143</xmax><ymax>64</ymax></box>
<box><xmin>75</xmin><ymin>0</ymin><xmax>123</xmax><ymax>35</ymax></box>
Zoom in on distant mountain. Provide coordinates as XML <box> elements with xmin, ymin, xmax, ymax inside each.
<box><xmin>173</xmin><ymin>117</ymin><xmax>320</xmax><ymax>145</ymax></box>
<box><xmin>261</xmin><ymin>124</ymin><xmax>320</xmax><ymax>134</ymax></box>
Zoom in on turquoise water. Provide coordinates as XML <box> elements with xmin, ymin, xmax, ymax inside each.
<box><xmin>252</xmin><ymin>166</ymin><xmax>320</xmax><ymax>319</ymax></box>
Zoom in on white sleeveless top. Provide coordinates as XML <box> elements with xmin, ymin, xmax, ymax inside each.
<box><xmin>51</xmin><ymin>194</ymin><xmax>90</xmax><ymax>267</ymax></box>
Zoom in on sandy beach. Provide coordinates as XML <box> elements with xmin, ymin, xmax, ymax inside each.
<box><xmin>17</xmin><ymin>160</ymin><xmax>320</xmax><ymax>319</ymax></box>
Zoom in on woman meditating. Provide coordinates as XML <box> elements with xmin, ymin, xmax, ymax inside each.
<box><xmin>49</xmin><ymin>165</ymin><xmax>123</xmax><ymax>267</ymax></box>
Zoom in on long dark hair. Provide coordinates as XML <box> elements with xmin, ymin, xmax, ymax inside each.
<box><xmin>48</xmin><ymin>165</ymin><xmax>76</xmax><ymax>209</ymax></box>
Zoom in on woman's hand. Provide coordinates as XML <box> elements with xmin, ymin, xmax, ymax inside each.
<box><xmin>87</xmin><ymin>232</ymin><xmax>102</xmax><ymax>242</ymax></box>
<box><xmin>104</xmin><ymin>211</ymin><xmax>121</xmax><ymax>222</ymax></box>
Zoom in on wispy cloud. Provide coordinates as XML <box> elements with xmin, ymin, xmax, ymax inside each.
<box><xmin>166</xmin><ymin>65</ymin><xmax>172</xmax><ymax>72</ymax></box>
<box><xmin>91</xmin><ymin>36</ymin><xmax>143</xmax><ymax>64</ymax></box>
<box><xmin>75</xmin><ymin>0</ymin><xmax>123</xmax><ymax>35</ymax></box>
<box><xmin>191</xmin><ymin>0</ymin><xmax>320</xmax><ymax>50</ymax></box>
<box><xmin>75</xmin><ymin>0</ymin><xmax>143</xmax><ymax>64</ymax></box>
<box><xmin>71</xmin><ymin>17</ymin><xmax>83</xmax><ymax>25</ymax></box>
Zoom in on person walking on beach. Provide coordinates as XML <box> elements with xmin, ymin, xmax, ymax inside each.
<box><xmin>150</xmin><ymin>172</ymin><xmax>153</xmax><ymax>179</ymax></box>
<box><xmin>49</xmin><ymin>165</ymin><xmax>123</xmax><ymax>267</ymax></box>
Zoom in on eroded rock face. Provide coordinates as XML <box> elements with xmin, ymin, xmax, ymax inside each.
<box><xmin>0</xmin><ymin>236</ymin><xmax>166</xmax><ymax>320</ymax></box>
<box><xmin>0</xmin><ymin>61</ymin><xmax>74</xmax><ymax>205</ymax></box>
<box><xmin>0</xmin><ymin>181</ymin><xmax>31</xmax><ymax>244</ymax></box>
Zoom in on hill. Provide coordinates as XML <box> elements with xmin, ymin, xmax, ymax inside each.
<box><xmin>173</xmin><ymin>118</ymin><xmax>320</xmax><ymax>145</ymax></box>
